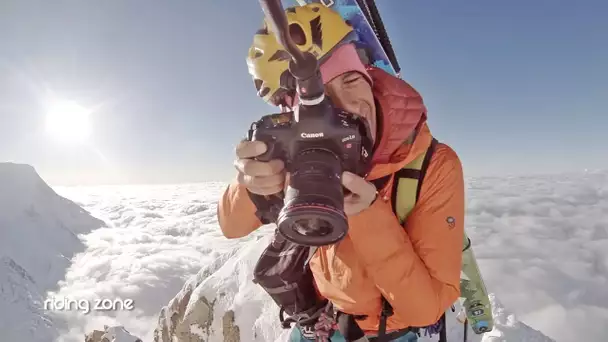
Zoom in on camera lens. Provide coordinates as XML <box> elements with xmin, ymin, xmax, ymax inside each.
<box><xmin>277</xmin><ymin>149</ymin><xmax>348</xmax><ymax>246</ymax></box>
<box><xmin>293</xmin><ymin>218</ymin><xmax>333</xmax><ymax>237</ymax></box>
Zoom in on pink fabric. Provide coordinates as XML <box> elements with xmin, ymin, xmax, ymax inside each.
<box><xmin>320</xmin><ymin>43</ymin><xmax>372</xmax><ymax>85</ymax></box>
<box><xmin>282</xmin><ymin>43</ymin><xmax>371</xmax><ymax>109</ymax></box>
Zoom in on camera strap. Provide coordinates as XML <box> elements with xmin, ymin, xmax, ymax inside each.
<box><xmin>247</xmin><ymin>191</ymin><xmax>284</xmax><ymax>224</ymax></box>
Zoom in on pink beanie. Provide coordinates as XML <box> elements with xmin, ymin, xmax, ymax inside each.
<box><xmin>283</xmin><ymin>43</ymin><xmax>372</xmax><ymax>108</ymax></box>
<box><xmin>320</xmin><ymin>43</ymin><xmax>373</xmax><ymax>85</ymax></box>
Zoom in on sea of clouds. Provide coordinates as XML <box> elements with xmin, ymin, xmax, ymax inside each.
<box><xmin>48</xmin><ymin>170</ymin><xmax>608</xmax><ymax>342</ymax></box>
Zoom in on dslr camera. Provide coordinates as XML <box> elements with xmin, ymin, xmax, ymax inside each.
<box><xmin>247</xmin><ymin>84</ymin><xmax>374</xmax><ymax>246</ymax></box>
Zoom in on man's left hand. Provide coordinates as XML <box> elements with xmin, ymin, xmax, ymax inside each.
<box><xmin>342</xmin><ymin>171</ymin><xmax>378</xmax><ymax>216</ymax></box>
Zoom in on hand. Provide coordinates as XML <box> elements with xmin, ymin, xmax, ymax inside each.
<box><xmin>341</xmin><ymin>171</ymin><xmax>378</xmax><ymax>216</ymax></box>
<box><xmin>234</xmin><ymin>140</ymin><xmax>286</xmax><ymax>196</ymax></box>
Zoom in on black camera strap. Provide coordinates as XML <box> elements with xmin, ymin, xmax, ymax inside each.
<box><xmin>247</xmin><ymin>190</ymin><xmax>283</xmax><ymax>224</ymax></box>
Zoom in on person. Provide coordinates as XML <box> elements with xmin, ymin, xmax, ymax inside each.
<box><xmin>218</xmin><ymin>4</ymin><xmax>465</xmax><ymax>341</ymax></box>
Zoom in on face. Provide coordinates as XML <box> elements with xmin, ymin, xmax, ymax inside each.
<box><xmin>325</xmin><ymin>71</ymin><xmax>377</xmax><ymax>144</ymax></box>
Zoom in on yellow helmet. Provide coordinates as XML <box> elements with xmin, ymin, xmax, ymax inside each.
<box><xmin>246</xmin><ymin>3</ymin><xmax>358</xmax><ymax>106</ymax></box>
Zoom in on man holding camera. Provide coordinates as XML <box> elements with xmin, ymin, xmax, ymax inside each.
<box><xmin>218</xmin><ymin>4</ymin><xmax>465</xmax><ymax>342</ymax></box>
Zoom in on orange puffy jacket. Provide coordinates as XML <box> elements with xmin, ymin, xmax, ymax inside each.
<box><xmin>218</xmin><ymin>67</ymin><xmax>465</xmax><ymax>334</ymax></box>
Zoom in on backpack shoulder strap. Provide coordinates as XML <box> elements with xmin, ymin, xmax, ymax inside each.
<box><xmin>374</xmin><ymin>138</ymin><xmax>440</xmax><ymax>339</ymax></box>
<box><xmin>391</xmin><ymin>138</ymin><xmax>438</xmax><ymax>224</ymax></box>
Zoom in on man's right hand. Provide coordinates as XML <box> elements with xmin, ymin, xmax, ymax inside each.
<box><xmin>234</xmin><ymin>140</ymin><xmax>286</xmax><ymax>196</ymax></box>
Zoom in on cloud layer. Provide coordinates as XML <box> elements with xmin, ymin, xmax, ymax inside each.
<box><xmin>50</xmin><ymin>170</ymin><xmax>608</xmax><ymax>342</ymax></box>
<box><xmin>465</xmin><ymin>171</ymin><xmax>608</xmax><ymax>341</ymax></box>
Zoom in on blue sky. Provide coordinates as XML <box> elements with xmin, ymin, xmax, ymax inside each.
<box><xmin>1</xmin><ymin>0</ymin><xmax>606</xmax><ymax>186</ymax></box>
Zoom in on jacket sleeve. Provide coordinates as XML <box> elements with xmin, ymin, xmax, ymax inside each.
<box><xmin>217</xmin><ymin>180</ymin><xmax>265</xmax><ymax>239</ymax></box>
<box><xmin>346</xmin><ymin>144</ymin><xmax>464</xmax><ymax>327</ymax></box>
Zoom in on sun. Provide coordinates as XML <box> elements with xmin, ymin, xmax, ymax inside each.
<box><xmin>45</xmin><ymin>99</ymin><xmax>92</xmax><ymax>143</ymax></box>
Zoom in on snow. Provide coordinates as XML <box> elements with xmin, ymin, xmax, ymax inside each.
<box><xmin>0</xmin><ymin>163</ymin><xmax>107</xmax><ymax>342</ymax></box>
<box><xmin>1</xmin><ymin>162</ymin><xmax>607</xmax><ymax>341</ymax></box>
<box><xmin>100</xmin><ymin>325</ymin><xmax>142</xmax><ymax>342</ymax></box>
<box><xmin>85</xmin><ymin>325</ymin><xmax>141</xmax><ymax>342</ymax></box>
<box><xmin>152</xmin><ymin>227</ymin><xmax>554</xmax><ymax>342</ymax></box>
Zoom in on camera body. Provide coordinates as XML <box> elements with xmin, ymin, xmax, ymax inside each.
<box><xmin>247</xmin><ymin>97</ymin><xmax>374</xmax><ymax>246</ymax></box>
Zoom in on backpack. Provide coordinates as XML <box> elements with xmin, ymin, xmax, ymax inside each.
<box><xmin>251</xmin><ymin>138</ymin><xmax>494</xmax><ymax>341</ymax></box>
<box><xmin>366</xmin><ymin>138</ymin><xmax>494</xmax><ymax>341</ymax></box>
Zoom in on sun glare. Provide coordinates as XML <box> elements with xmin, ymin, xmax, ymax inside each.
<box><xmin>45</xmin><ymin>99</ymin><xmax>92</xmax><ymax>143</ymax></box>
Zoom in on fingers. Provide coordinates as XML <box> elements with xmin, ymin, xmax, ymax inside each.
<box><xmin>341</xmin><ymin>171</ymin><xmax>377</xmax><ymax>203</ymax></box>
<box><xmin>234</xmin><ymin>140</ymin><xmax>286</xmax><ymax>196</ymax></box>
<box><xmin>234</xmin><ymin>158</ymin><xmax>285</xmax><ymax>177</ymax></box>
<box><xmin>342</xmin><ymin>171</ymin><xmax>377</xmax><ymax>216</ymax></box>
<box><xmin>235</xmin><ymin>140</ymin><xmax>267</xmax><ymax>159</ymax></box>
<box><xmin>238</xmin><ymin>171</ymin><xmax>285</xmax><ymax>196</ymax></box>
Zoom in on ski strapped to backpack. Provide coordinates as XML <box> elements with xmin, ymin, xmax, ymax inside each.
<box><xmin>295</xmin><ymin>0</ymin><xmax>400</xmax><ymax>78</ymax></box>
<box><xmin>353</xmin><ymin>0</ymin><xmax>401</xmax><ymax>76</ymax></box>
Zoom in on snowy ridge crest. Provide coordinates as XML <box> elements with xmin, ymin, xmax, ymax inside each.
<box><xmin>85</xmin><ymin>325</ymin><xmax>142</xmax><ymax>342</ymax></box>
<box><xmin>0</xmin><ymin>163</ymin><xmax>107</xmax><ymax>342</ymax></box>
<box><xmin>152</xmin><ymin>229</ymin><xmax>556</xmax><ymax>342</ymax></box>
<box><xmin>0</xmin><ymin>255</ymin><xmax>57</xmax><ymax>342</ymax></box>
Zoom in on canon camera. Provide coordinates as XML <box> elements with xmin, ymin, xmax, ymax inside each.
<box><xmin>247</xmin><ymin>96</ymin><xmax>373</xmax><ymax>246</ymax></box>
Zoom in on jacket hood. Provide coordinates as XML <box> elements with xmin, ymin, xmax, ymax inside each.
<box><xmin>365</xmin><ymin>67</ymin><xmax>433</xmax><ymax>180</ymax></box>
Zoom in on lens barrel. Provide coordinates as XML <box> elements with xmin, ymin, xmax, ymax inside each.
<box><xmin>277</xmin><ymin>149</ymin><xmax>348</xmax><ymax>246</ymax></box>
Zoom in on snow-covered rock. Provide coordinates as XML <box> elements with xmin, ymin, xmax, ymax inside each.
<box><xmin>441</xmin><ymin>294</ymin><xmax>555</xmax><ymax>342</ymax></box>
<box><xmin>481</xmin><ymin>294</ymin><xmax>555</xmax><ymax>341</ymax></box>
<box><xmin>0</xmin><ymin>255</ymin><xmax>55</xmax><ymax>342</ymax></box>
<box><xmin>153</xmin><ymin>227</ymin><xmax>281</xmax><ymax>342</ymax></box>
<box><xmin>0</xmin><ymin>162</ymin><xmax>106</xmax><ymax>342</ymax></box>
<box><xmin>151</xmin><ymin>228</ymin><xmax>556</xmax><ymax>342</ymax></box>
<box><xmin>85</xmin><ymin>325</ymin><xmax>142</xmax><ymax>342</ymax></box>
